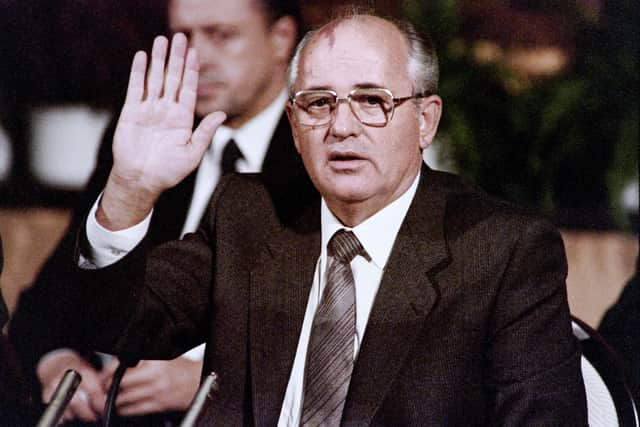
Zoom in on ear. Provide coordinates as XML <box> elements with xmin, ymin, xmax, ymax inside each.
<box><xmin>417</xmin><ymin>95</ymin><xmax>443</xmax><ymax>150</ymax></box>
<box><xmin>269</xmin><ymin>16</ymin><xmax>298</xmax><ymax>63</ymax></box>
<box><xmin>285</xmin><ymin>103</ymin><xmax>303</xmax><ymax>154</ymax></box>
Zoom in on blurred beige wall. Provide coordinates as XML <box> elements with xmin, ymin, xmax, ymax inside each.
<box><xmin>562</xmin><ymin>230</ymin><xmax>638</xmax><ymax>327</ymax></box>
<box><xmin>0</xmin><ymin>208</ymin><xmax>71</xmax><ymax>314</ymax></box>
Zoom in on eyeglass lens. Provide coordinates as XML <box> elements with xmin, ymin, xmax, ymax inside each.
<box><xmin>294</xmin><ymin>89</ymin><xmax>394</xmax><ymax>126</ymax></box>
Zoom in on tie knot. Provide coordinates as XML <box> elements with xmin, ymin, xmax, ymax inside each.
<box><xmin>328</xmin><ymin>229</ymin><xmax>369</xmax><ymax>264</ymax></box>
<box><xmin>221</xmin><ymin>138</ymin><xmax>244</xmax><ymax>175</ymax></box>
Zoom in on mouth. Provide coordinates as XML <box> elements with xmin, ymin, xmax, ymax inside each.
<box><xmin>197</xmin><ymin>79</ymin><xmax>225</xmax><ymax>97</ymax></box>
<box><xmin>328</xmin><ymin>151</ymin><xmax>368</xmax><ymax>169</ymax></box>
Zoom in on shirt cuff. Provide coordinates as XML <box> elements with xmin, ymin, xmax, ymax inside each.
<box><xmin>181</xmin><ymin>344</ymin><xmax>205</xmax><ymax>361</ymax></box>
<box><xmin>79</xmin><ymin>194</ymin><xmax>152</xmax><ymax>269</ymax></box>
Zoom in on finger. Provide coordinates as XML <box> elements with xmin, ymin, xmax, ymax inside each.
<box><xmin>146</xmin><ymin>35</ymin><xmax>169</xmax><ymax>99</ymax></box>
<box><xmin>79</xmin><ymin>369</ymin><xmax>107</xmax><ymax>414</ymax></box>
<box><xmin>124</xmin><ymin>51</ymin><xmax>147</xmax><ymax>104</ymax></box>
<box><xmin>118</xmin><ymin>365</ymin><xmax>154</xmax><ymax>390</ymax></box>
<box><xmin>41</xmin><ymin>385</ymin><xmax>55</xmax><ymax>404</ymax></box>
<box><xmin>164</xmin><ymin>33</ymin><xmax>188</xmax><ymax>101</ymax></box>
<box><xmin>190</xmin><ymin>111</ymin><xmax>227</xmax><ymax>155</ymax></box>
<box><xmin>99</xmin><ymin>359</ymin><xmax>120</xmax><ymax>389</ymax></box>
<box><xmin>117</xmin><ymin>399</ymin><xmax>160</xmax><ymax>417</ymax></box>
<box><xmin>67</xmin><ymin>390</ymin><xmax>100</xmax><ymax>422</ymax></box>
<box><xmin>115</xmin><ymin>382</ymin><xmax>153</xmax><ymax>407</ymax></box>
<box><xmin>178</xmin><ymin>47</ymin><xmax>199</xmax><ymax>111</ymax></box>
<box><xmin>88</xmin><ymin>388</ymin><xmax>107</xmax><ymax>415</ymax></box>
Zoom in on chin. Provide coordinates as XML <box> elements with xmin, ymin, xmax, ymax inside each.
<box><xmin>196</xmin><ymin>98</ymin><xmax>226</xmax><ymax>118</ymax></box>
<box><xmin>324</xmin><ymin>182</ymin><xmax>375</xmax><ymax>205</ymax></box>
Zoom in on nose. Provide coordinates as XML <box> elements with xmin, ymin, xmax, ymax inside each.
<box><xmin>330</xmin><ymin>98</ymin><xmax>361</xmax><ymax>139</ymax></box>
<box><xmin>188</xmin><ymin>31</ymin><xmax>218</xmax><ymax>67</ymax></box>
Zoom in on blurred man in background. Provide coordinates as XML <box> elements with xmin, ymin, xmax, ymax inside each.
<box><xmin>9</xmin><ymin>0</ymin><xmax>313</xmax><ymax>424</ymax></box>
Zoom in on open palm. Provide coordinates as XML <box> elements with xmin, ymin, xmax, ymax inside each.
<box><xmin>112</xmin><ymin>34</ymin><xmax>225</xmax><ymax>197</ymax></box>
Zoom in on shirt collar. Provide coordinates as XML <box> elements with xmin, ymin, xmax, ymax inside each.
<box><xmin>211</xmin><ymin>89</ymin><xmax>288</xmax><ymax>172</ymax></box>
<box><xmin>320</xmin><ymin>171</ymin><xmax>421</xmax><ymax>270</ymax></box>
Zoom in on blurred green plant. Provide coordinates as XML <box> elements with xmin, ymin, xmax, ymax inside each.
<box><xmin>403</xmin><ymin>0</ymin><xmax>638</xmax><ymax>230</ymax></box>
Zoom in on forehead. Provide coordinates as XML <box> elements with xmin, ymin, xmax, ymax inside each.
<box><xmin>298</xmin><ymin>18</ymin><xmax>411</xmax><ymax>92</ymax></box>
<box><xmin>168</xmin><ymin>0</ymin><xmax>264</xmax><ymax>28</ymax></box>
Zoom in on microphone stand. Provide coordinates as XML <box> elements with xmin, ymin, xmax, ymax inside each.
<box><xmin>36</xmin><ymin>369</ymin><xmax>82</xmax><ymax>427</ymax></box>
<box><xmin>102</xmin><ymin>358</ymin><xmax>138</xmax><ymax>427</ymax></box>
<box><xmin>179</xmin><ymin>372</ymin><xmax>219</xmax><ymax>427</ymax></box>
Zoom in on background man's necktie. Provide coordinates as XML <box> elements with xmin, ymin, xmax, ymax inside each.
<box><xmin>301</xmin><ymin>229</ymin><xmax>368</xmax><ymax>427</ymax></box>
<box><xmin>221</xmin><ymin>138</ymin><xmax>243</xmax><ymax>175</ymax></box>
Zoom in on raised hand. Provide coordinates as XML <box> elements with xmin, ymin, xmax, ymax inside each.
<box><xmin>98</xmin><ymin>33</ymin><xmax>226</xmax><ymax>230</ymax></box>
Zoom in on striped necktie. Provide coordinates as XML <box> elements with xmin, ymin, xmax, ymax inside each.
<box><xmin>301</xmin><ymin>229</ymin><xmax>368</xmax><ymax>426</ymax></box>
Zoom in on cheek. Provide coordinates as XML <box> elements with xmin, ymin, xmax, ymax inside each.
<box><xmin>296</xmin><ymin>138</ymin><xmax>327</xmax><ymax>174</ymax></box>
<box><xmin>236</xmin><ymin>39</ymin><xmax>272</xmax><ymax>71</ymax></box>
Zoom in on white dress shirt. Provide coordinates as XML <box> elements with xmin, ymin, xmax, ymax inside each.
<box><xmin>277</xmin><ymin>173</ymin><xmax>420</xmax><ymax>426</ymax></box>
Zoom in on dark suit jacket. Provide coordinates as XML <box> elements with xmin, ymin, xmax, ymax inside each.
<box><xmin>8</xmin><ymin>112</ymin><xmax>314</xmax><ymax>418</ymax></box>
<box><xmin>65</xmin><ymin>165</ymin><xmax>587</xmax><ymax>426</ymax></box>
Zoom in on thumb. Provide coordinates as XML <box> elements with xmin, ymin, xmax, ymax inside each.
<box><xmin>190</xmin><ymin>111</ymin><xmax>226</xmax><ymax>155</ymax></box>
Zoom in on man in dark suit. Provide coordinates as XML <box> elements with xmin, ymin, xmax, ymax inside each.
<box><xmin>9</xmin><ymin>0</ymin><xmax>311</xmax><ymax>423</ymax></box>
<box><xmin>31</xmin><ymin>12</ymin><xmax>587</xmax><ymax>425</ymax></box>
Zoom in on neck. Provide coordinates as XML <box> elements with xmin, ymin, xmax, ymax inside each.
<box><xmin>325</xmin><ymin>167</ymin><xmax>421</xmax><ymax>228</ymax></box>
<box><xmin>328</xmin><ymin>202</ymin><xmax>373</xmax><ymax>228</ymax></box>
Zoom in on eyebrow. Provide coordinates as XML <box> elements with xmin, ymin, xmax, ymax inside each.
<box><xmin>301</xmin><ymin>82</ymin><xmax>389</xmax><ymax>92</ymax></box>
<box><xmin>169</xmin><ymin>23</ymin><xmax>240</xmax><ymax>34</ymax></box>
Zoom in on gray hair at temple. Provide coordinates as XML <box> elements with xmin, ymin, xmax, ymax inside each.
<box><xmin>286</xmin><ymin>14</ymin><xmax>439</xmax><ymax>98</ymax></box>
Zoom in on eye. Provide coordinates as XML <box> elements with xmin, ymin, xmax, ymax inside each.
<box><xmin>202</xmin><ymin>26</ymin><xmax>238</xmax><ymax>43</ymax></box>
<box><xmin>308</xmin><ymin>97</ymin><xmax>330</xmax><ymax>108</ymax></box>
<box><xmin>364</xmin><ymin>95</ymin><xmax>384</xmax><ymax>105</ymax></box>
<box><xmin>299</xmin><ymin>95</ymin><xmax>333</xmax><ymax>110</ymax></box>
<box><xmin>353</xmin><ymin>93</ymin><xmax>386</xmax><ymax>108</ymax></box>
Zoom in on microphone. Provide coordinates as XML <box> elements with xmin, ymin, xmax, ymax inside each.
<box><xmin>179</xmin><ymin>372</ymin><xmax>219</xmax><ymax>427</ymax></box>
<box><xmin>102</xmin><ymin>357</ymin><xmax>139</xmax><ymax>427</ymax></box>
<box><xmin>36</xmin><ymin>369</ymin><xmax>82</xmax><ymax>427</ymax></box>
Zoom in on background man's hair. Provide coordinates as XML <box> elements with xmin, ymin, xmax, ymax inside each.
<box><xmin>286</xmin><ymin>11</ymin><xmax>439</xmax><ymax>97</ymax></box>
<box><xmin>257</xmin><ymin>0</ymin><xmax>303</xmax><ymax>28</ymax></box>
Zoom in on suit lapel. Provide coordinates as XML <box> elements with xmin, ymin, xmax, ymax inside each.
<box><xmin>249</xmin><ymin>202</ymin><xmax>321</xmax><ymax>426</ymax></box>
<box><xmin>343</xmin><ymin>166</ymin><xmax>450</xmax><ymax>425</ymax></box>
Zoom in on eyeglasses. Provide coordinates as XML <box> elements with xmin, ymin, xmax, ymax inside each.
<box><xmin>289</xmin><ymin>88</ymin><xmax>426</xmax><ymax>128</ymax></box>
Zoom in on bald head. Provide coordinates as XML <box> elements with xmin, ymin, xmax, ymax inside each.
<box><xmin>284</xmin><ymin>13</ymin><xmax>443</xmax><ymax>226</ymax></box>
<box><xmin>287</xmin><ymin>14</ymin><xmax>438</xmax><ymax>98</ymax></box>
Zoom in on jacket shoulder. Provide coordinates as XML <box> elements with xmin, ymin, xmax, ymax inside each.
<box><xmin>427</xmin><ymin>169</ymin><xmax>559</xmax><ymax>242</ymax></box>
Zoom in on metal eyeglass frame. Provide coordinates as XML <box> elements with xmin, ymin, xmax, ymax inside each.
<box><xmin>289</xmin><ymin>88</ymin><xmax>427</xmax><ymax>128</ymax></box>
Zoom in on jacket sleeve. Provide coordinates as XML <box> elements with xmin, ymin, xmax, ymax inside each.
<box><xmin>486</xmin><ymin>218</ymin><xmax>588</xmax><ymax>425</ymax></box>
<box><xmin>61</xmin><ymin>177</ymin><xmax>240</xmax><ymax>362</ymax></box>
